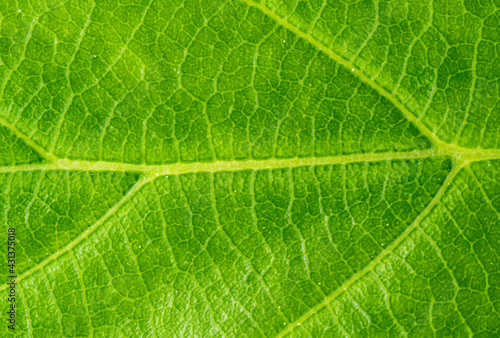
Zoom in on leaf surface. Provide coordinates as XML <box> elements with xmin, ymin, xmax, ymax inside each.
<box><xmin>0</xmin><ymin>0</ymin><xmax>499</xmax><ymax>337</ymax></box>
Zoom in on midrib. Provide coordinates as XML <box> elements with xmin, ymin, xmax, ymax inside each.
<box><xmin>0</xmin><ymin>149</ymin><xmax>437</xmax><ymax>174</ymax></box>
<box><xmin>1</xmin><ymin>147</ymin><xmax>499</xmax><ymax>175</ymax></box>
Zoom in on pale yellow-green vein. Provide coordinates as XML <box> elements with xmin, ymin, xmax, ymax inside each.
<box><xmin>277</xmin><ymin>162</ymin><xmax>463</xmax><ymax>337</ymax></box>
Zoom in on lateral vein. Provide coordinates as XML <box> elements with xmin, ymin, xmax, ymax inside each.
<box><xmin>276</xmin><ymin>162</ymin><xmax>463</xmax><ymax>337</ymax></box>
<box><xmin>0</xmin><ymin>116</ymin><xmax>58</xmax><ymax>162</ymax></box>
<box><xmin>241</xmin><ymin>0</ymin><xmax>473</xmax><ymax>154</ymax></box>
<box><xmin>0</xmin><ymin>175</ymin><xmax>151</xmax><ymax>293</ymax></box>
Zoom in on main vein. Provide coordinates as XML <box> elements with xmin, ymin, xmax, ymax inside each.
<box><xmin>277</xmin><ymin>162</ymin><xmax>463</xmax><ymax>337</ymax></box>
<box><xmin>0</xmin><ymin>149</ymin><xmax>441</xmax><ymax>174</ymax></box>
<box><xmin>2</xmin><ymin>147</ymin><xmax>500</xmax><ymax>175</ymax></box>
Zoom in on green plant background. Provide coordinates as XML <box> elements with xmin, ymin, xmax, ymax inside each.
<box><xmin>0</xmin><ymin>0</ymin><xmax>499</xmax><ymax>336</ymax></box>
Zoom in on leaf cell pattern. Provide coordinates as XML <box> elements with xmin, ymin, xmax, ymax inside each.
<box><xmin>0</xmin><ymin>0</ymin><xmax>499</xmax><ymax>337</ymax></box>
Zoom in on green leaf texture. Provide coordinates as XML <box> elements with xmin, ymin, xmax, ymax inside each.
<box><xmin>0</xmin><ymin>0</ymin><xmax>499</xmax><ymax>336</ymax></box>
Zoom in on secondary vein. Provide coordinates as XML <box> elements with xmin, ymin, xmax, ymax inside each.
<box><xmin>276</xmin><ymin>161</ymin><xmax>463</xmax><ymax>337</ymax></box>
<box><xmin>0</xmin><ymin>116</ymin><xmax>58</xmax><ymax>162</ymax></box>
<box><xmin>241</xmin><ymin>0</ymin><xmax>471</xmax><ymax>155</ymax></box>
<box><xmin>0</xmin><ymin>174</ymin><xmax>151</xmax><ymax>293</ymax></box>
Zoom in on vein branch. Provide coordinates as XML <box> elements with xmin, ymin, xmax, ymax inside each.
<box><xmin>0</xmin><ymin>116</ymin><xmax>58</xmax><ymax>162</ymax></box>
<box><xmin>276</xmin><ymin>161</ymin><xmax>463</xmax><ymax>337</ymax></box>
<box><xmin>0</xmin><ymin>174</ymin><xmax>152</xmax><ymax>293</ymax></box>
<box><xmin>241</xmin><ymin>0</ymin><xmax>467</xmax><ymax>154</ymax></box>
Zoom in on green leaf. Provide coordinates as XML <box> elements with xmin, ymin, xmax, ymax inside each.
<box><xmin>0</xmin><ymin>0</ymin><xmax>499</xmax><ymax>336</ymax></box>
